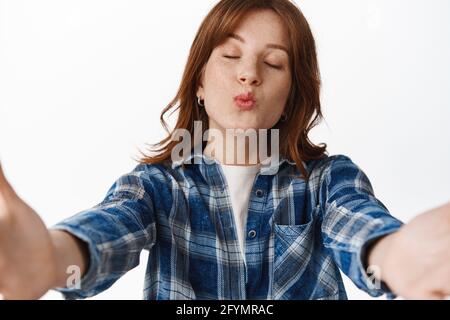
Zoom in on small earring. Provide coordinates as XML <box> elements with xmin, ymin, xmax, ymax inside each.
<box><xmin>197</xmin><ymin>96</ymin><xmax>204</xmax><ymax>107</ymax></box>
<box><xmin>281</xmin><ymin>113</ymin><xmax>287</xmax><ymax>122</ymax></box>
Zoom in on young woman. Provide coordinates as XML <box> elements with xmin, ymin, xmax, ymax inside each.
<box><xmin>0</xmin><ymin>0</ymin><xmax>449</xmax><ymax>300</ymax></box>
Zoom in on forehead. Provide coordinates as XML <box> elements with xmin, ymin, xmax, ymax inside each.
<box><xmin>231</xmin><ymin>9</ymin><xmax>289</xmax><ymax>46</ymax></box>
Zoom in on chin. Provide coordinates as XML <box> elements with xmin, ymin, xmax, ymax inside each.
<box><xmin>211</xmin><ymin>115</ymin><xmax>266</xmax><ymax>131</ymax></box>
<box><xmin>226</xmin><ymin>122</ymin><xmax>261</xmax><ymax>131</ymax></box>
<box><xmin>226</xmin><ymin>118</ymin><xmax>261</xmax><ymax>130</ymax></box>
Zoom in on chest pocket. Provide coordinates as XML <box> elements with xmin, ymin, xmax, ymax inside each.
<box><xmin>272</xmin><ymin>206</ymin><xmax>339</xmax><ymax>299</ymax></box>
<box><xmin>272</xmin><ymin>214</ymin><xmax>314</xmax><ymax>299</ymax></box>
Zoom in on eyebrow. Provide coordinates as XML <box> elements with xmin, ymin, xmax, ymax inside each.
<box><xmin>227</xmin><ymin>33</ymin><xmax>289</xmax><ymax>54</ymax></box>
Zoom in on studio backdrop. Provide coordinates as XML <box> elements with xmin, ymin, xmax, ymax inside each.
<box><xmin>0</xmin><ymin>0</ymin><xmax>449</xmax><ymax>300</ymax></box>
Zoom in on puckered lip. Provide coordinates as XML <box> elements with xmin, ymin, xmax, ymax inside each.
<box><xmin>234</xmin><ymin>91</ymin><xmax>256</xmax><ymax>102</ymax></box>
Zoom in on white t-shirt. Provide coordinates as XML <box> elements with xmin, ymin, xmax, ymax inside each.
<box><xmin>219</xmin><ymin>163</ymin><xmax>260</xmax><ymax>265</ymax></box>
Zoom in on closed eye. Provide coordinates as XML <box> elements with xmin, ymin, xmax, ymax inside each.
<box><xmin>222</xmin><ymin>55</ymin><xmax>282</xmax><ymax>70</ymax></box>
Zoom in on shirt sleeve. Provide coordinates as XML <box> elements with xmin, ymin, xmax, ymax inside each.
<box><xmin>318</xmin><ymin>155</ymin><xmax>404</xmax><ymax>298</ymax></box>
<box><xmin>50</xmin><ymin>164</ymin><xmax>158</xmax><ymax>299</ymax></box>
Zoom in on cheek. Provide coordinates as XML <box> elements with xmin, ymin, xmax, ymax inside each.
<box><xmin>268</xmin><ymin>77</ymin><xmax>291</xmax><ymax>106</ymax></box>
<box><xmin>204</xmin><ymin>67</ymin><xmax>234</xmax><ymax>99</ymax></box>
<box><xmin>275</xmin><ymin>73</ymin><xmax>292</xmax><ymax>95</ymax></box>
<box><xmin>205</xmin><ymin>56</ymin><xmax>226</xmax><ymax>79</ymax></box>
<box><xmin>278</xmin><ymin>78</ymin><xmax>292</xmax><ymax>104</ymax></box>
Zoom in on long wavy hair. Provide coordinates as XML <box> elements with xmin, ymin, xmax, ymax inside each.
<box><xmin>138</xmin><ymin>0</ymin><xmax>327</xmax><ymax>179</ymax></box>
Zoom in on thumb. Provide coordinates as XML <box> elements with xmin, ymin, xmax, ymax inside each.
<box><xmin>0</xmin><ymin>161</ymin><xmax>7</xmax><ymax>187</ymax></box>
<box><xmin>0</xmin><ymin>161</ymin><xmax>15</xmax><ymax>196</ymax></box>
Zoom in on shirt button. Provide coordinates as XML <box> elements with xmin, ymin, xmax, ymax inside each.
<box><xmin>255</xmin><ymin>189</ymin><xmax>264</xmax><ymax>197</ymax></box>
<box><xmin>248</xmin><ymin>229</ymin><xmax>257</xmax><ymax>239</ymax></box>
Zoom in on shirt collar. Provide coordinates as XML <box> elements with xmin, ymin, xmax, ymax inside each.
<box><xmin>170</xmin><ymin>148</ymin><xmax>302</xmax><ymax>176</ymax></box>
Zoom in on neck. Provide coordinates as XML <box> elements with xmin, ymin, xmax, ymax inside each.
<box><xmin>204</xmin><ymin>128</ymin><xmax>272</xmax><ymax>166</ymax></box>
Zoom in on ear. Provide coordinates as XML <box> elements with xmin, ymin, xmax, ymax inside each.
<box><xmin>196</xmin><ymin>66</ymin><xmax>206</xmax><ymax>97</ymax></box>
<box><xmin>196</xmin><ymin>83</ymin><xmax>204</xmax><ymax>98</ymax></box>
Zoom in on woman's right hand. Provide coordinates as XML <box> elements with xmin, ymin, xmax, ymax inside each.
<box><xmin>0</xmin><ymin>162</ymin><xmax>58</xmax><ymax>299</ymax></box>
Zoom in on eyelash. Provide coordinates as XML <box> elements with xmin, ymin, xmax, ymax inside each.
<box><xmin>222</xmin><ymin>55</ymin><xmax>282</xmax><ymax>70</ymax></box>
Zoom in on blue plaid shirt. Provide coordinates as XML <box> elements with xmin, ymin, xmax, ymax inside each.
<box><xmin>52</xmin><ymin>153</ymin><xmax>403</xmax><ymax>299</ymax></box>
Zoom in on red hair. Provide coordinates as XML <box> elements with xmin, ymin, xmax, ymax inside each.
<box><xmin>138</xmin><ymin>0</ymin><xmax>327</xmax><ymax>179</ymax></box>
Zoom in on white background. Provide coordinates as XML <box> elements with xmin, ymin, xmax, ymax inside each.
<box><xmin>0</xmin><ymin>0</ymin><xmax>449</xmax><ymax>300</ymax></box>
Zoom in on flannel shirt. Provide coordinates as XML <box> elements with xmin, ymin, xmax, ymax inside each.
<box><xmin>52</xmin><ymin>153</ymin><xmax>403</xmax><ymax>299</ymax></box>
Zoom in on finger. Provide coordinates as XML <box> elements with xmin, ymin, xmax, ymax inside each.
<box><xmin>427</xmin><ymin>201</ymin><xmax>450</xmax><ymax>219</ymax></box>
<box><xmin>0</xmin><ymin>161</ymin><xmax>7</xmax><ymax>185</ymax></box>
<box><xmin>409</xmin><ymin>264</ymin><xmax>450</xmax><ymax>299</ymax></box>
<box><xmin>0</xmin><ymin>162</ymin><xmax>16</xmax><ymax>217</ymax></box>
<box><xmin>419</xmin><ymin>292</ymin><xmax>446</xmax><ymax>300</ymax></box>
<box><xmin>402</xmin><ymin>285</ymin><xmax>447</xmax><ymax>300</ymax></box>
<box><xmin>0</xmin><ymin>162</ymin><xmax>11</xmax><ymax>191</ymax></box>
<box><xmin>0</xmin><ymin>162</ymin><xmax>17</xmax><ymax>198</ymax></box>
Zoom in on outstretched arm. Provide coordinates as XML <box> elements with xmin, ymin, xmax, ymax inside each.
<box><xmin>0</xmin><ymin>159</ymin><xmax>158</xmax><ymax>300</ymax></box>
<box><xmin>0</xmin><ymin>162</ymin><xmax>89</xmax><ymax>299</ymax></box>
<box><xmin>317</xmin><ymin>154</ymin><xmax>449</xmax><ymax>300</ymax></box>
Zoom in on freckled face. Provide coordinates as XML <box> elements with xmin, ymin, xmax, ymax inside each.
<box><xmin>197</xmin><ymin>9</ymin><xmax>292</xmax><ymax>131</ymax></box>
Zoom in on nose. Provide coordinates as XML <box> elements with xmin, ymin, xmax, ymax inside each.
<box><xmin>239</xmin><ymin>74</ymin><xmax>260</xmax><ymax>86</ymax></box>
<box><xmin>238</xmin><ymin>61</ymin><xmax>261</xmax><ymax>86</ymax></box>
